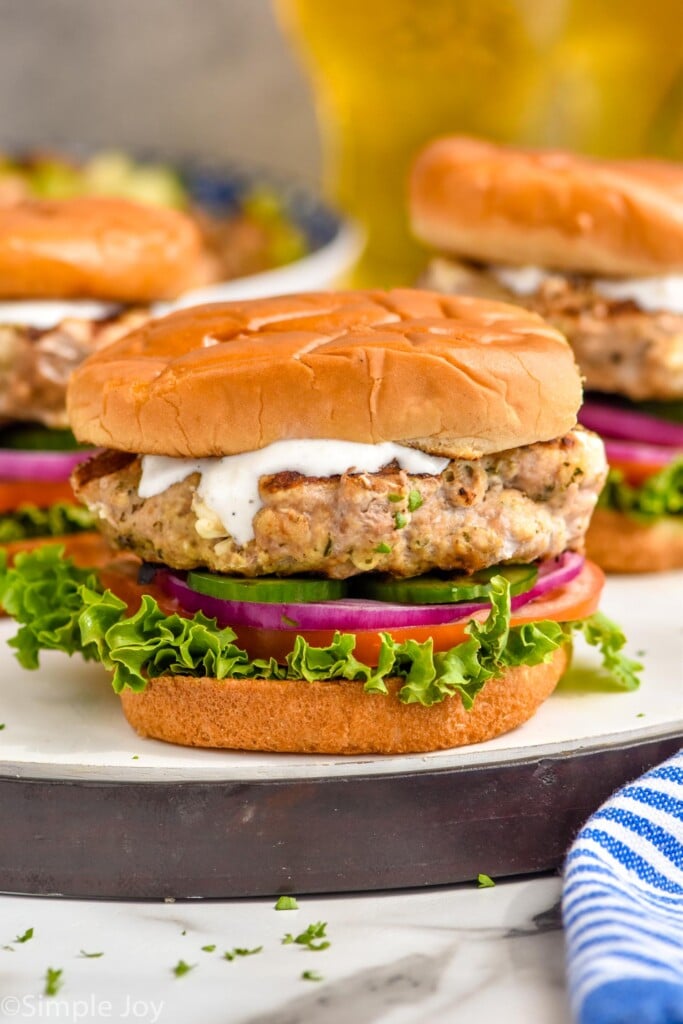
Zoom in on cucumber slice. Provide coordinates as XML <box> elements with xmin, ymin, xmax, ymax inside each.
<box><xmin>186</xmin><ymin>572</ymin><xmax>348</xmax><ymax>604</ymax></box>
<box><xmin>355</xmin><ymin>564</ymin><xmax>538</xmax><ymax>605</ymax></box>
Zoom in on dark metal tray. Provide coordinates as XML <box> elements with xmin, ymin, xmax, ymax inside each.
<box><xmin>3</xmin><ymin>731</ymin><xmax>680</xmax><ymax>899</ymax></box>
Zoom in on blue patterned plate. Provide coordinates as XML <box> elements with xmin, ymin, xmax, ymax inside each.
<box><xmin>160</xmin><ymin>161</ymin><xmax>363</xmax><ymax>310</ymax></box>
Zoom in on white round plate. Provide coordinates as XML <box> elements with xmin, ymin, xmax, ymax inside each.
<box><xmin>0</xmin><ymin>571</ymin><xmax>680</xmax><ymax>783</ymax></box>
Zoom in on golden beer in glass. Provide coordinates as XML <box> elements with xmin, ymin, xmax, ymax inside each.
<box><xmin>276</xmin><ymin>0</ymin><xmax>683</xmax><ymax>285</ymax></box>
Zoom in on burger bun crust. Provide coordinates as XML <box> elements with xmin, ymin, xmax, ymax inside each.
<box><xmin>0</xmin><ymin>196</ymin><xmax>203</xmax><ymax>301</ymax></box>
<box><xmin>586</xmin><ymin>507</ymin><xmax>683</xmax><ymax>573</ymax></box>
<box><xmin>410</xmin><ymin>136</ymin><xmax>683</xmax><ymax>277</ymax></box>
<box><xmin>68</xmin><ymin>288</ymin><xmax>582</xmax><ymax>460</ymax></box>
<box><xmin>119</xmin><ymin>646</ymin><xmax>568</xmax><ymax>754</ymax></box>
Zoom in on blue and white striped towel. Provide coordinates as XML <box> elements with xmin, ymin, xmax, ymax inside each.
<box><xmin>563</xmin><ymin>749</ymin><xmax>683</xmax><ymax>1024</ymax></box>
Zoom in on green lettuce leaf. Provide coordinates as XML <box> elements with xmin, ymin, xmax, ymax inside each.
<box><xmin>570</xmin><ymin>611</ymin><xmax>642</xmax><ymax>691</ymax></box>
<box><xmin>0</xmin><ymin>503</ymin><xmax>96</xmax><ymax>543</ymax></box>
<box><xmin>393</xmin><ymin>578</ymin><xmax>566</xmax><ymax>707</ymax></box>
<box><xmin>0</xmin><ymin>546</ymin><xmax>101</xmax><ymax>669</ymax></box>
<box><xmin>598</xmin><ymin>458</ymin><xmax>683</xmax><ymax>521</ymax></box>
<box><xmin>0</xmin><ymin>424</ymin><xmax>86</xmax><ymax>451</ymax></box>
<box><xmin>633</xmin><ymin>398</ymin><xmax>683</xmax><ymax>425</ymax></box>
<box><xmin>0</xmin><ymin>546</ymin><xmax>641</xmax><ymax>707</ymax></box>
<box><xmin>286</xmin><ymin>632</ymin><xmax>368</xmax><ymax>683</ymax></box>
<box><xmin>82</xmin><ymin>591</ymin><xmax>288</xmax><ymax>692</ymax></box>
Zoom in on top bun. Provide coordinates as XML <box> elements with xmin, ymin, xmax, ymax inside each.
<box><xmin>67</xmin><ymin>289</ymin><xmax>581</xmax><ymax>459</ymax></box>
<box><xmin>410</xmin><ymin>136</ymin><xmax>683</xmax><ymax>277</ymax></box>
<box><xmin>0</xmin><ymin>197</ymin><xmax>203</xmax><ymax>301</ymax></box>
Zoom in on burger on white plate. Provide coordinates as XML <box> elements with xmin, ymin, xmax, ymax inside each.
<box><xmin>0</xmin><ymin>290</ymin><xmax>640</xmax><ymax>753</ymax></box>
<box><xmin>410</xmin><ymin>136</ymin><xmax>683</xmax><ymax>573</ymax></box>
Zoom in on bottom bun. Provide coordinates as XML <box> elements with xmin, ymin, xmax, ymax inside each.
<box><xmin>586</xmin><ymin>508</ymin><xmax>683</xmax><ymax>573</ymax></box>
<box><xmin>119</xmin><ymin>646</ymin><xmax>568</xmax><ymax>754</ymax></box>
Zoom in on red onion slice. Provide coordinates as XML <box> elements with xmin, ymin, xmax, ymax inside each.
<box><xmin>579</xmin><ymin>400</ymin><xmax>683</xmax><ymax>447</ymax></box>
<box><xmin>157</xmin><ymin>552</ymin><xmax>585</xmax><ymax>632</ymax></box>
<box><xmin>0</xmin><ymin>447</ymin><xmax>92</xmax><ymax>482</ymax></box>
<box><xmin>604</xmin><ymin>439</ymin><xmax>679</xmax><ymax>468</ymax></box>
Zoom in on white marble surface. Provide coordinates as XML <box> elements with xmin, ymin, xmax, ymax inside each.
<box><xmin>0</xmin><ymin>876</ymin><xmax>570</xmax><ymax>1024</ymax></box>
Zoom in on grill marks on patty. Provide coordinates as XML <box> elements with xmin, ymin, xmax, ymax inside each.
<box><xmin>72</xmin><ymin>427</ymin><xmax>606</xmax><ymax>579</ymax></box>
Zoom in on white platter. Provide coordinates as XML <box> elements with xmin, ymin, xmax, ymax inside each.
<box><xmin>0</xmin><ymin>571</ymin><xmax>680</xmax><ymax>783</ymax></box>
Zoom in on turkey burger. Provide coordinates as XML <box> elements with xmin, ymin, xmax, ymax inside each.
<box><xmin>411</xmin><ymin>137</ymin><xmax>683</xmax><ymax>572</ymax></box>
<box><xmin>0</xmin><ymin>290</ymin><xmax>640</xmax><ymax>753</ymax></box>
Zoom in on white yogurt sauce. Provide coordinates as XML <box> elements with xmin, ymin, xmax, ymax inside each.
<box><xmin>491</xmin><ymin>265</ymin><xmax>683</xmax><ymax>315</ymax></box>
<box><xmin>590</xmin><ymin>276</ymin><xmax>683</xmax><ymax>314</ymax></box>
<box><xmin>139</xmin><ymin>439</ymin><xmax>449</xmax><ymax>547</ymax></box>
<box><xmin>492</xmin><ymin>266</ymin><xmax>549</xmax><ymax>296</ymax></box>
<box><xmin>0</xmin><ymin>300</ymin><xmax>119</xmax><ymax>328</ymax></box>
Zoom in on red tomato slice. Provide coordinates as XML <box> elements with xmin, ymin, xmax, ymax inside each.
<box><xmin>0</xmin><ymin>479</ymin><xmax>78</xmax><ymax>512</ymax></box>
<box><xmin>609</xmin><ymin>457</ymin><xmax>665</xmax><ymax>487</ymax></box>
<box><xmin>3</xmin><ymin>532</ymin><xmax>114</xmax><ymax>569</ymax></box>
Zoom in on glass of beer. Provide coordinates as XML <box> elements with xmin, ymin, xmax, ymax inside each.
<box><xmin>276</xmin><ymin>0</ymin><xmax>683</xmax><ymax>285</ymax></box>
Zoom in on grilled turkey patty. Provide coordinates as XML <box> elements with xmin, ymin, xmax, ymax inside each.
<box><xmin>422</xmin><ymin>258</ymin><xmax>683</xmax><ymax>402</ymax></box>
<box><xmin>72</xmin><ymin>427</ymin><xmax>606</xmax><ymax>579</ymax></box>
<box><xmin>0</xmin><ymin>309</ymin><xmax>148</xmax><ymax>429</ymax></box>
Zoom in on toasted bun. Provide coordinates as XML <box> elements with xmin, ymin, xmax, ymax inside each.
<box><xmin>410</xmin><ymin>136</ymin><xmax>683</xmax><ymax>277</ymax></box>
<box><xmin>586</xmin><ymin>507</ymin><xmax>683</xmax><ymax>573</ymax></box>
<box><xmin>119</xmin><ymin>646</ymin><xmax>567</xmax><ymax>754</ymax></box>
<box><xmin>67</xmin><ymin>289</ymin><xmax>581</xmax><ymax>460</ymax></box>
<box><xmin>0</xmin><ymin>197</ymin><xmax>203</xmax><ymax>301</ymax></box>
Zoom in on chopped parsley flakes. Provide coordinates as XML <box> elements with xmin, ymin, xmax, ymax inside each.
<box><xmin>223</xmin><ymin>946</ymin><xmax>262</xmax><ymax>960</ymax></box>
<box><xmin>274</xmin><ymin>895</ymin><xmax>299</xmax><ymax>911</ymax></box>
<box><xmin>173</xmin><ymin>960</ymin><xmax>195</xmax><ymax>977</ymax></box>
<box><xmin>44</xmin><ymin>968</ymin><xmax>63</xmax><ymax>996</ymax></box>
<box><xmin>282</xmin><ymin>922</ymin><xmax>330</xmax><ymax>952</ymax></box>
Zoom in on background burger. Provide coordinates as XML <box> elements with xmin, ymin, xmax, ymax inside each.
<box><xmin>0</xmin><ymin>194</ymin><xmax>203</xmax><ymax>567</ymax></box>
<box><xmin>410</xmin><ymin>136</ymin><xmax>683</xmax><ymax>573</ymax></box>
<box><xmin>0</xmin><ymin>289</ymin><xmax>640</xmax><ymax>754</ymax></box>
